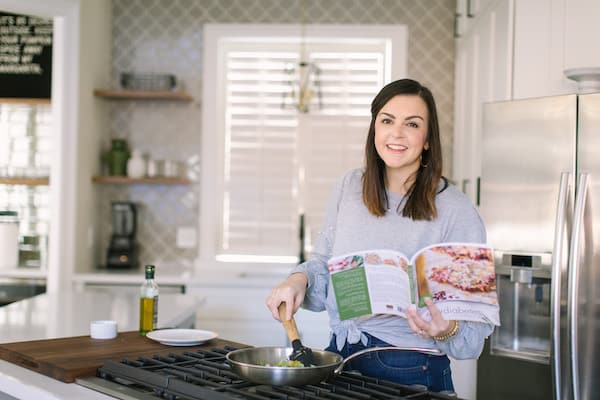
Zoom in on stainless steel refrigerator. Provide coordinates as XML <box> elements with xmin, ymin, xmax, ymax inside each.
<box><xmin>477</xmin><ymin>94</ymin><xmax>600</xmax><ymax>400</ymax></box>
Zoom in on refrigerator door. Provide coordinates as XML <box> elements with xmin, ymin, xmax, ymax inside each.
<box><xmin>478</xmin><ymin>95</ymin><xmax>577</xmax><ymax>400</ymax></box>
<box><xmin>481</xmin><ymin>95</ymin><xmax>577</xmax><ymax>254</ymax></box>
<box><xmin>572</xmin><ymin>94</ymin><xmax>600</xmax><ymax>400</ymax></box>
<box><xmin>480</xmin><ymin>95</ymin><xmax>577</xmax><ymax>362</ymax></box>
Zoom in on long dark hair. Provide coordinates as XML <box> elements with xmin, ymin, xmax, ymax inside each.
<box><xmin>362</xmin><ymin>78</ymin><xmax>443</xmax><ymax>220</ymax></box>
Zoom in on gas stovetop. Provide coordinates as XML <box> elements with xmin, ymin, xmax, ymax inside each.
<box><xmin>76</xmin><ymin>346</ymin><xmax>460</xmax><ymax>400</ymax></box>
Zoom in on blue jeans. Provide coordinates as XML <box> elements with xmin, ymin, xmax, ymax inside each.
<box><xmin>325</xmin><ymin>333</ymin><xmax>455</xmax><ymax>393</ymax></box>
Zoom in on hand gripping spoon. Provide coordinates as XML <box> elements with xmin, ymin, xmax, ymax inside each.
<box><xmin>278</xmin><ymin>302</ymin><xmax>315</xmax><ymax>367</ymax></box>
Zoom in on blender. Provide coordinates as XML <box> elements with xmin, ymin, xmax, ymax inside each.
<box><xmin>106</xmin><ymin>202</ymin><xmax>139</xmax><ymax>269</ymax></box>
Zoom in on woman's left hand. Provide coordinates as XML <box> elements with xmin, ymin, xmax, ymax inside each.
<box><xmin>406</xmin><ymin>297</ymin><xmax>452</xmax><ymax>338</ymax></box>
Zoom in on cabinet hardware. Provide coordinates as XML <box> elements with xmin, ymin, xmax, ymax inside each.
<box><xmin>454</xmin><ymin>14</ymin><xmax>461</xmax><ymax>38</ymax></box>
<box><xmin>461</xmin><ymin>179</ymin><xmax>470</xmax><ymax>194</ymax></box>
<box><xmin>467</xmin><ymin>0</ymin><xmax>475</xmax><ymax>18</ymax></box>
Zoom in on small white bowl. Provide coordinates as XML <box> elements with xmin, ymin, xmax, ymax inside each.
<box><xmin>90</xmin><ymin>320</ymin><xmax>118</xmax><ymax>339</ymax></box>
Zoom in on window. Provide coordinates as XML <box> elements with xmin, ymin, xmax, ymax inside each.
<box><xmin>200</xmin><ymin>24</ymin><xmax>407</xmax><ymax>272</ymax></box>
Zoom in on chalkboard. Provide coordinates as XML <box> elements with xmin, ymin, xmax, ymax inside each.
<box><xmin>0</xmin><ymin>13</ymin><xmax>53</xmax><ymax>99</ymax></box>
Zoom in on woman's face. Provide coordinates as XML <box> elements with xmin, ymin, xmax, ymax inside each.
<box><xmin>374</xmin><ymin>94</ymin><xmax>429</xmax><ymax>183</ymax></box>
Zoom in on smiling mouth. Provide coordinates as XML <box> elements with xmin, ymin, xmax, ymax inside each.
<box><xmin>386</xmin><ymin>144</ymin><xmax>407</xmax><ymax>151</ymax></box>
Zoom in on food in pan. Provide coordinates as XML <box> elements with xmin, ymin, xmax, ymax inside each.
<box><xmin>276</xmin><ymin>360</ymin><xmax>305</xmax><ymax>367</ymax></box>
<box><xmin>260</xmin><ymin>360</ymin><xmax>305</xmax><ymax>367</ymax></box>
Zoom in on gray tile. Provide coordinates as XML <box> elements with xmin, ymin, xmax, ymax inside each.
<box><xmin>107</xmin><ymin>0</ymin><xmax>456</xmax><ymax>268</ymax></box>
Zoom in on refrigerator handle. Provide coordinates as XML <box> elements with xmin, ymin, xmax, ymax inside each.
<box><xmin>550</xmin><ymin>172</ymin><xmax>570</xmax><ymax>400</ymax></box>
<box><xmin>568</xmin><ymin>173</ymin><xmax>589</xmax><ymax>400</ymax></box>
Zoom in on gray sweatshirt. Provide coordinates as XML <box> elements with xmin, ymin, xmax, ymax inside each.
<box><xmin>291</xmin><ymin>168</ymin><xmax>495</xmax><ymax>359</ymax></box>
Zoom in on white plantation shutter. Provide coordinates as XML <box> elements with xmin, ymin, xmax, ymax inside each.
<box><xmin>202</xmin><ymin>24</ymin><xmax>407</xmax><ymax>268</ymax></box>
<box><xmin>298</xmin><ymin>49</ymin><xmax>385</xmax><ymax>252</ymax></box>
<box><xmin>222</xmin><ymin>50</ymin><xmax>299</xmax><ymax>257</ymax></box>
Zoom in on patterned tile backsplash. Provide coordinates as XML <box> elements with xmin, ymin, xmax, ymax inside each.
<box><xmin>104</xmin><ymin>0</ymin><xmax>456</xmax><ymax>269</ymax></box>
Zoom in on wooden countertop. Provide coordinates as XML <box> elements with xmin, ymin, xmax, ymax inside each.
<box><xmin>0</xmin><ymin>331</ymin><xmax>246</xmax><ymax>383</ymax></box>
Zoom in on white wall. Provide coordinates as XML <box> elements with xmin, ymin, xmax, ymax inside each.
<box><xmin>74</xmin><ymin>1</ymin><xmax>111</xmax><ymax>273</ymax></box>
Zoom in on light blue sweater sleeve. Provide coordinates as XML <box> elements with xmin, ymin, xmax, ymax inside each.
<box><xmin>291</xmin><ymin>169</ymin><xmax>496</xmax><ymax>359</ymax></box>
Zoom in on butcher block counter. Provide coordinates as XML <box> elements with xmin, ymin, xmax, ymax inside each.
<box><xmin>0</xmin><ymin>290</ymin><xmax>205</xmax><ymax>399</ymax></box>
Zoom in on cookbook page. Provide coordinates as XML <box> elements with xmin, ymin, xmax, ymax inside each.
<box><xmin>413</xmin><ymin>243</ymin><xmax>500</xmax><ymax>324</ymax></box>
<box><xmin>329</xmin><ymin>250</ymin><xmax>412</xmax><ymax>320</ymax></box>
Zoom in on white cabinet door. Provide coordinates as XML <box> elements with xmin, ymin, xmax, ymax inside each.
<box><xmin>453</xmin><ymin>0</ymin><xmax>514</xmax><ymax>204</ymax></box>
<box><xmin>453</xmin><ymin>31</ymin><xmax>476</xmax><ymax>196</ymax></box>
<box><xmin>188</xmin><ymin>284</ymin><xmax>329</xmax><ymax>348</ymax></box>
<box><xmin>564</xmin><ymin>0</ymin><xmax>600</xmax><ymax>71</ymax></box>
<box><xmin>513</xmin><ymin>0</ymin><xmax>577</xmax><ymax>98</ymax></box>
<box><xmin>453</xmin><ymin>3</ymin><xmax>514</xmax><ymax>395</ymax></box>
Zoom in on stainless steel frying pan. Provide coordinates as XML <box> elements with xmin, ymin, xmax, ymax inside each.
<box><xmin>226</xmin><ymin>346</ymin><xmax>441</xmax><ymax>386</ymax></box>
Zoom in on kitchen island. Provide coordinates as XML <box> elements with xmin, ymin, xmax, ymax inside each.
<box><xmin>0</xmin><ymin>290</ymin><xmax>204</xmax><ymax>399</ymax></box>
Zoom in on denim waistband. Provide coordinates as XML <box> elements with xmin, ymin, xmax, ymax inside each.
<box><xmin>328</xmin><ymin>332</ymin><xmax>446</xmax><ymax>357</ymax></box>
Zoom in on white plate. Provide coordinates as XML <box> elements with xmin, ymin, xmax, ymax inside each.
<box><xmin>146</xmin><ymin>329</ymin><xmax>218</xmax><ymax>346</ymax></box>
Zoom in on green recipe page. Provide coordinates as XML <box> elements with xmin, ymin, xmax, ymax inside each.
<box><xmin>331</xmin><ymin>266</ymin><xmax>372</xmax><ymax>320</ymax></box>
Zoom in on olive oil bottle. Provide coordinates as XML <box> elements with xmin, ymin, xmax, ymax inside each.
<box><xmin>139</xmin><ymin>264</ymin><xmax>159</xmax><ymax>336</ymax></box>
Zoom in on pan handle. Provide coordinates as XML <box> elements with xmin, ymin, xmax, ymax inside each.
<box><xmin>333</xmin><ymin>346</ymin><xmax>442</xmax><ymax>374</ymax></box>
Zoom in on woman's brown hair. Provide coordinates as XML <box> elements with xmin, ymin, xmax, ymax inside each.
<box><xmin>362</xmin><ymin>79</ymin><xmax>443</xmax><ymax>220</ymax></box>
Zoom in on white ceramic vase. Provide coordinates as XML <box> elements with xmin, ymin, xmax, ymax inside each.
<box><xmin>127</xmin><ymin>149</ymin><xmax>146</xmax><ymax>178</ymax></box>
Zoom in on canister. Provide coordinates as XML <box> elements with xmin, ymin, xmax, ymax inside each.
<box><xmin>0</xmin><ymin>211</ymin><xmax>19</xmax><ymax>269</ymax></box>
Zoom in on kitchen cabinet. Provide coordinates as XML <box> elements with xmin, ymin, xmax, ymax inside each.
<box><xmin>564</xmin><ymin>0</ymin><xmax>600</xmax><ymax>71</ymax></box>
<box><xmin>453</xmin><ymin>0</ymin><xmax>514</xmax><ymax>203</ymax></box>
<box><xmin>453</xmin><ymin>0</ymin><xmax>593</xmax><ymax>203</ymax></box>
<box><xmin>452</xmin><ymin>3</ymin><xmax>514</xmax><ymax>397</ymax></box>
<box><xmin>512</xmin><ymin>0</ymin><xmax>577</xmax><ymax>99</ymax></box>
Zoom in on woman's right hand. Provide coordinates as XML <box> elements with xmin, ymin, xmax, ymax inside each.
<box><xmin>265</xmin><ymin>272</ymin><xmax>308</xmax><ymax>321</ymax></box>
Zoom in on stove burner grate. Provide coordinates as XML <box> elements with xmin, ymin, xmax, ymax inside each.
<box><xmin>89</xmin><ymin>346</ymin><xmax>460</xmax><ymax>400</ymax></box>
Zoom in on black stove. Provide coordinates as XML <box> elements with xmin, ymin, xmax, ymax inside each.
<box><xmin>76</xmin><ymin>346</ymin><xmax>461</xmax><ymax>400</ymax></box>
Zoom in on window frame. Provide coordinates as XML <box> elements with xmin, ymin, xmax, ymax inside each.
<box><xmin>199</xmin><ymin>23</ymin><xmax>407</xmax><ymax>277</ymax></box>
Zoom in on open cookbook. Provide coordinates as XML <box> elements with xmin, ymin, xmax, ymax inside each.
<box><xmin>328</xmin><ymin>243</ymin><xmax>500</xmax><ymax>325</ymax></box>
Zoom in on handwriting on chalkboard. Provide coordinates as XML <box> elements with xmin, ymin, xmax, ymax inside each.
<box><xmin>0</xmin><ymin>13</ymin><xmax>53</xmax><ymax>98</ymax></box>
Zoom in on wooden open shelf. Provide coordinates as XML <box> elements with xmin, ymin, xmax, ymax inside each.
<box><xmin>92</xmin><ymin>176</ymin><xmax>191</xmax><ymax>185</ymax></box>
<box><xmin>0</xmin><ymin>98</ymin><xmax>51</xmax><ymax>105</ymax></box>
<box><xmin>0</xmin><ymin>177</ymin><xmax>49</xmax><ymax>186</ymax></box>
<box><xmin>93</xmin><ymin>89</ymin><xmax>193</xmax><ymax>101</ymax></box>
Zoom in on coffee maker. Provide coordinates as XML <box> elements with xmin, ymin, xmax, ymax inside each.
<box><xmin>106</xmin><ymin>202</ymin><xmax>139</xmax><ymax>269</ymax></box>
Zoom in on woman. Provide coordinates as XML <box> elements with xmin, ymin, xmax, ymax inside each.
<box><xmin>266</xmin><ymin>78</ymin><xmax>494</xmax><ymax>393</ymax></box>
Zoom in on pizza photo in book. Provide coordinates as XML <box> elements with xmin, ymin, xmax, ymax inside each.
<box><xmin>328</xmin><ymin>243</ymin><xmax>500</xmax><ymax>325</ymax></box>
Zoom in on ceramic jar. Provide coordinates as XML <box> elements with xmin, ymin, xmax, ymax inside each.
<box><xmin>0</xmin><ymin>211</ymin><xmax>19</xmax><ymax>269</ymax></box>
<box><xmin>127</xmin><ymin>149</ymin><xmax>146</xmax><ymax>178</ymax></box>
